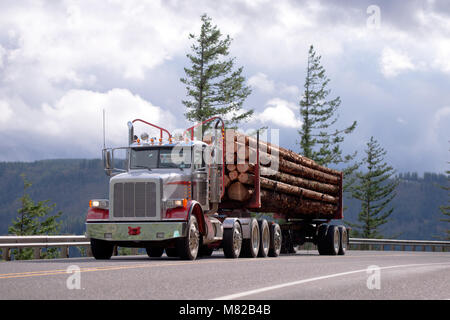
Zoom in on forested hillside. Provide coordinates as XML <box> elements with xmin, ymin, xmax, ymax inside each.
<box><xmin>0</xmin><ymin>160</ymin><xmax>448</xmax><ymax>240</ymax></box>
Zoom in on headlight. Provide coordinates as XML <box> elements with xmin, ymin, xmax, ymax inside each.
<box><xmin>165</xmin><ymin>199</ymin><xmax>187</xmax><ymax>209</ymax></box>
<box><xmin>89</xmin><ymin>199</ymin><xmax>109</xmax><ymax>210</ymax></box>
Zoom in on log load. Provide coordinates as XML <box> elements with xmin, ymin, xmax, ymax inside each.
<box><xmin>209</xmin><ymin>131</ymin><xmax>343</xmax><ymax>219</ymax></box>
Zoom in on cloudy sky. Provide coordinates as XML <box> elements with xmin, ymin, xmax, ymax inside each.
<box><xmin>0</xmin><ymin>0</ymin><xmax>449</xmax><ymax>174</ymax></box>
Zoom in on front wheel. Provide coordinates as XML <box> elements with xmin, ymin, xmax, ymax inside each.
<box><xmin>176</xmin><ymin>215</ymin><xmax>200</xmax><ymax>260</ymax></box>
<box><xmin>90</xmin><ymin>239</ymin><xmax>114</xmax><ymax>260</ymax></box>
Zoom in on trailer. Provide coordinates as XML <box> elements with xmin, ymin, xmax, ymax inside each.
<box><xmin>85</xmin><ymin>117</ymin><xmax>348</xmax><ymax>260</ymax></box>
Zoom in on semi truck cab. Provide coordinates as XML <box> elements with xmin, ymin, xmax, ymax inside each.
<box><xmin>86</xmin><ymin>117</ymin><xmax>282</xmax><ymax>260</ymax></box>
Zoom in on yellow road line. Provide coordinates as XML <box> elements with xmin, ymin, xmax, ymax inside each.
<box><xmin>0</xmin><ymin>252</ymin><xmax>447</xmax><ymax>280</ymax></box>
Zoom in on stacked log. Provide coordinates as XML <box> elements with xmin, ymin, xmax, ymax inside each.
<box><xmin>218</xmin><ymin>131</ymin><xmax>342</xmax><ymax>219</ymax></box>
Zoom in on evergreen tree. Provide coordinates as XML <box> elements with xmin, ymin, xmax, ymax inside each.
<box><xmin>348</xmin><ymin>137</ymin><xmax>398</xmax><ymax>238</ymax></box>
<box><xmin>8</xmin><ymin>174</ymin><xmax>62</xmax><ymax>259</ymax></box>
<box><xmin>439</xmin><ymin>149</ymin><xmax>449</xmax><ymax>239</ymax></box>
<box><xmin>181</xmin><ymin>14</ymin><xmax>253</xmax><ymax>131</ymax></box>
<box><xmin>298</xmin><ymin>45</ymin><xmax>358</xmax><ymax>196</ymax></box>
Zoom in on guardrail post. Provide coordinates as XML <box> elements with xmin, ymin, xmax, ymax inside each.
<box><xmin>432</xmin><ymin>246</ymin><xmax>436</xmax><ymax>252</ymax></box>
<box><xmin>60</xmin><ymin>246</ymin><xmax>69</xmax><ymax>259</ymax></box>
<box><xmin>87</xmin><ymin>246</ymin><xmax>93</xmax><ymax>257</ymax></box>
<box><xmin>33</xmin><ymin>247</ymin><xmax>41</xmax><ymax>259</ymax></box>
<box><xmin>131</xmin><ymin>248</ymin><xmax>138</xmax><ymax>255</ymax></box>
<box><xmin>412</xmin><ymin>245</ymin><xmax>416</xmax><ymax>251</ymax></box>
<box><xmin>422</xmin><ymin>245</ymin><xmax>426</xmax><ymax>252</ymax></box>
<box><xmin>2</xmin><ymin>248</ymin><xmax>11</xmax><ymax>261</ymax></box>
<box><xmin>113</xmin><ymin>246</ymin><xmax>118</xmax><ymax>256</ymax></box>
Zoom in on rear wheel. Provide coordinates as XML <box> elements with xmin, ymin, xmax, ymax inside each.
<box><xmin>268</xmin><ymin>223</ymin><xmax>282</xmax><ymax>257</ymax></box>
<box><xmin>146</xmin><ymin>247</ymin><xmax>164</xmax><ymax>258</ymax></box>
<box><xmin>338</xmin><ymin>226</ymin><xmax>347</xmax><ymax>255</ymax></box>
<box><xmin>258</xmin><ymin>219</ymin><xmax>270</xmax><ymax>257</ymax></box>
<box><xmin>223</xmin><ymin>221</ymin><xmax>242</xmax><ymax>258</ymax></box>
<box><xmin>240</xmin><ymin>219</ymin><xmax>260</xmax><ymax>258</ymax></box>
<box><xmin>176</xmin><ymin>215</ymin><xmax>200</xmax><ymax>260</ymax></box>
<box><xmin>91</xmin><ymin>239</ymin><xmax>114</xmax><ymax>260</ymax></box>
<box><xmin>317</xmin><ymin>224</ymin><xmax>329</xmax><ymax>255</ymax></box>
<box><xmin>318</xmin><ymin>224</ymin><xmax>340</xmax><ymax>256</ymax></box>
<box><xmin>165</xmin><ymin>247</ymin><xmax>178</xmax><ymax>258</ymax></box>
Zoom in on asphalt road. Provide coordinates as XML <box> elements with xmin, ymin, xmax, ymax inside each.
<box><xmin>0</xmin><ymin>250</ymin><xmax>449</xmax><ymax>300</ymax></box>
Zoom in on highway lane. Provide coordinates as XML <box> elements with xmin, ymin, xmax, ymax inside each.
<box><xmin>0</xmin><ymin>250</ymin><xmax>448</xmax><ymax>300</ymax></box>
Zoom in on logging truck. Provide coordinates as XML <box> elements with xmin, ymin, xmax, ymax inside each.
<box><xmin>85</xmin><ymin>117</ymin><xmax>348</xmax><ymax>260</ymax></box>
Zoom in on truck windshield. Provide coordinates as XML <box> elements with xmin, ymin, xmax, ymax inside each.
<box><xmin>130</xmin><ymin>147</ymin><xmax>191</xmax><ymax>169</ymax></box>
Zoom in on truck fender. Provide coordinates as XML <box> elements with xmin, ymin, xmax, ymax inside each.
<box><xmin>188</xmin><ymin>201</ymin><xmax>207</xmax><ymax>236</ymax></box>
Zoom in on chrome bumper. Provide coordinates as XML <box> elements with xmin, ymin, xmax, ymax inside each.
<box><xmin>86</xmin><ymin>221</ymin><xmax>187</xmax><ymax>241</ymax></box>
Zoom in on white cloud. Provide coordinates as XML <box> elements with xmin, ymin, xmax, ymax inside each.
<box><xmin>0</xmin><ymin>89</ymin><xmax>176</xmax><ymax>158</ymax></box>
<box><xmin>248</xmin><ymin>73</ymin><xmax>275</xmax><ymax>93</ymax></box>
<box><xmin>0</xmin><ymin>100</ymin><xmax>13</xmax><ymax>124</ymax></box>
<box><xmin>254</xmin><ymin>98</ymin><xmax>302</xmax><ymax>128</ymax></box>
<box><xmin>0</xmin><ymin>45</ymin><xmax>5</xmax><ymax>69</ymax></box>
<box><xmin>380</xmin><ymin>47</ymin><xmax>415</xmax><ymax>78</ymax></box>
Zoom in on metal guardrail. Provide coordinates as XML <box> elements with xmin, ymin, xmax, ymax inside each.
<box><xmin>0</xmin><ymin>235</ymin><xmax>91</xmax><ymax>261</ymax></box>
<box><xmin>0</xmin><ymin>236</ymin><xmax>449</xmax><ymax>261</ymax></box>
<box><xmin>349</xmin><ymin>238</ymin><xmax>450</xmax><ymax>252</ymax></box>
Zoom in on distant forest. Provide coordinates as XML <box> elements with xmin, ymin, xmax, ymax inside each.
<box><xmin>0</xmin><ymin>159</ymin><xmax>448</xmax><ymax>240</ymax></box>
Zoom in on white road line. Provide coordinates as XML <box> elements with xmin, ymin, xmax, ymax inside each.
<box><xmin>212</xmin><ymin>262</ymin><xmax>450</xmax><ymax>300</ymax></box>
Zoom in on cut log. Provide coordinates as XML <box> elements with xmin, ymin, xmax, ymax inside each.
<box><xmin>238</xmin><ymin>173</ymin><xmax>338</xmax><ymax>204</ymax></box>
<box><xmin>233</xmin><ymin>144</ymin><xmax>339</xmax><ymax>185</ymax></box>
<box><xmin>258</xmin><ymin>189</ymin><xmax>337</xmax><ymax>217</ymax></box>
<box><xmin>234</xmin><ymin>132</ymin><xmax>341</xmax><ymax>176</ymax></box>
<box><xmin>236</xmin><ymin>163</ymin><xmax>251</xmax><ymax>173</ymax></box>
<box><xmin>228</xmin><ymin>170</ymin><xmax>239</xmax><ymax>181</ymax></box>
<box><xmin>226</xmin><ymin>164</ymin><xmax>236</xmax><ymax>172</ymax></box>
<box><xmin>223</xmin><ymin>175</ymin><xmax>230</xmax><ymax>188</ymax></box>
<box><xmin>259</xmin><ymin>167</ymin><xmax>339</xmax><ymax>195</ymax></box>
<box><xmin>227</xmin><ymin>182</ymin><xmax>251</xmax><ymax>202</ymax></box>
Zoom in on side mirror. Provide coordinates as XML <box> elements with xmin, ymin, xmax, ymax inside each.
<box><xmin>102</xmin><ymin>149</ymin><xmax>113</xmax><ymax>175</ymax></box>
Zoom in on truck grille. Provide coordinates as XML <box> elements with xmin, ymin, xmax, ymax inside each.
<box><xmin>113</xmin><ymin>182</ymin><xmax>157</xmax><ymax>218</ymax></box>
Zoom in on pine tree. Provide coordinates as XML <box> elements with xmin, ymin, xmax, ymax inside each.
<box><xmin>439</xmin><ymin>148</ymin><xmax>449</xmax><ymax>239</ymax></box>
<box><xmin>181</xmin><ymin>14</ymin><xmax>253</xmax><ymax>132</ymax></box>
<box><xmin>8</xmin><ymin>174</ymin><xmax>62</xmax><ymax>259</ymax></box>
<box><xmin>298</xmin><ymin>45</ymin><xmax>357</xmax><ymax>166</ymax></box>
<box><xmin>348</xmin><ymin>137</ymin><xmax>398</xmax><ymax>238</ymax></box>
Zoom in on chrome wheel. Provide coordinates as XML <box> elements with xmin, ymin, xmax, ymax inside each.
<box><xmin>223</xmin><ymin>221</ymin><xmax>242</xmax><ymax>258</ymax></box>
<box><xmin>177</xmin><ymin>215</ymin><xmax>200</xmax><ymax>260</ymax></box>
<box><xmin>269</xmin><ymin>223</ymin><xmax>282</xmax><ymax>257</ymax></box>
<box><xmin>232</xmin><ymin>224</ymin><xmax>243</xmax><ymax>257</ymax></box>
<box><xmin>258</xmin><ymin>219</ymin><xmax>270</xmax><ymax>257</ymax></box>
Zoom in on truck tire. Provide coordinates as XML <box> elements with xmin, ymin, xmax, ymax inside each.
<box><xmin>338</xmin><ymin>226</ymin><xmax>347</xmax><ymax>255</ymax></box>
<box><xmin>240</xmin><ymin>218</ymin><xmax>260</xmax><ymax>258</ymax></box>
<box><xmin>317</xmin><ymin>224</ymin><xmax>329</xmax><ymax>255</ymax></box>
<box><xmin>90</xmin><ymin>238</ymin><xmax>114</xmax><ymax>260</ymax></box>
<box><xmin>268</xmin><ymin>223</ymin><xmax>282</xmax><ymax>257</ymax></box>
<box><xmin>165</xmin><ymin>247</ymin><xmax>178</xmax><ymax>258</ymax></box>
<box><xmin>223</xmin><ymin>221</ymin><xmax>242</xmax><ymax>258</ymax></box>
<box><xmin>176</xmin><ymin>215</ymin><xmax>200</xmax><ymax>260</ymax></box>
<box><xmin>146</xmin><ymin>247</ymin><xmax>164</xmax><ymax>258</ymax></box>
<box><xmin>281</xmin><ymin>230</ymin><xmax>296</xmax><ymax>254</ymax></box>
<box><xmin>258</xmin><ymin>219</ymin><xmax>270</xmax><ymax>258</ymax></box>
<box><xmin>324</xmin><ymin>225</ymin><xmax>341</xmax><ymax>256</ymax></box>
